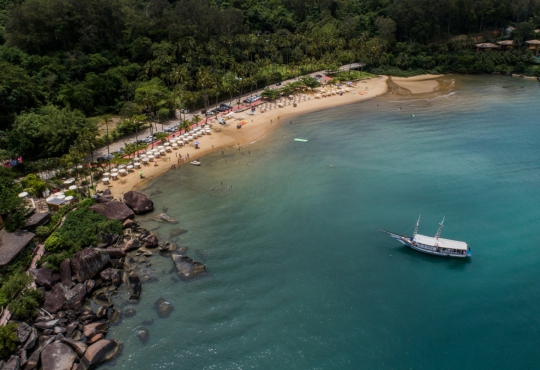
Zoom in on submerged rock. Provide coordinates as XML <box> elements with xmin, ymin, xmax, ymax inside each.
<box><xmin>128</xmin><ymin>274</ymin><xmax>141</xmax><ymax>300</ymax></box>
<box><xmin>124</xmin><ymin>308</ymin><xmax>136</xmax><ymax>318</ymax></box>
<box><xmin>148</xmin><ymin>213</ymin><xmax>178</xmax><ymax>224</ymax></box>
<box><xmin>169</xmin><ymin>228</ymin><xmax>187</xmax><ymax>238</ymax></box>
<box><xmin>154</xmin><ymin>298</ymin><xmax>174</xmax><ymax>318</ymax></box>
<box><xmin>171</xmin><ymin>254</ymin><xmax>205</xmax><ymax>278</ymax></box>
<box><xmin>136</xmin><ymin>327</ymin><xmax>149</xmax><ymax>343</ymax></box>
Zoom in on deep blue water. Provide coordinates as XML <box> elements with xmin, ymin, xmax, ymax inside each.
<box><xmin>105</xmin><ymin>75</ymin><xmax>540</xmax><ymax>369</ymax></box>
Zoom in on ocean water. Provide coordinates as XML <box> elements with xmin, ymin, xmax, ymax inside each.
<box><xmin>105</xmin><ymin>76</ymin><xmax>540</xmax><ymax>370</ymax></box>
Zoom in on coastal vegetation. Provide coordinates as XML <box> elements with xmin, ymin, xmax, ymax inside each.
<box><xmin>0</xmin><ymin>0</ymin><xmax>538</xmax><ymax>166</ymax></box>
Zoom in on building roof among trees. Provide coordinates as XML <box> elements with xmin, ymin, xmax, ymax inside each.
<box><xmin>526</xmin><ymin>40</ymin><xmax>540</xmax><ymax>45</ymax></box>
<box><xmin>476</xmin><ymin>43</ymin><xmax>498</xmax><ymax>49</ymax></box>
<box><xmin>0</xmin><ymin>229</ymin><xmax>35</xmax><ymax>267</ymax></box>
<box><xmin>497</xmin><ymin>40</ymin><xmax>515</xmax><ymax>45</ymax></box>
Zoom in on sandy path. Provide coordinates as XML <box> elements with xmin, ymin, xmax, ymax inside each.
<box><xmin>97</xmin><ymin>76</ymin><xmax>389</xmax><ymax>198</ymax></box>
<box><xmin>391</xmin><ymin>74</ymin><xmax>444</xmax><ymax>94</ymax></box>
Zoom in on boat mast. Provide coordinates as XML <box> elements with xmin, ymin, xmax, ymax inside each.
<box><xmin>435</xmin><ymin>216</ymin><xmax>445</xmax><ymax>239</ymax></box>
<box><xmin>413</xmin><ymin>215</ymin><xmax>421</xmax><ymax>237</ymax></box>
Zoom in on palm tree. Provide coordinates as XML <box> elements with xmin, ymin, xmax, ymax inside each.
<box><xmin>99</xmin><ymin>115</ymin><xmax>113</xmax><ymax>171</ymax></box>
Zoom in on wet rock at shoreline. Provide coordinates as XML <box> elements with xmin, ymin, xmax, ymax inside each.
<box><xmin>171</xmin><ymin>254</ymin><xmax>206</xmax><ymax>279</ymax></box>
<box><xmin>124</xmin><ymin>308</ymin><xmax>136</xmax><ymax>318</ymax></box>
<box><xmin>128</xmin><ymin>274</ymin><xmax>141</xmax><ymax>300</ymax></box>
<box><xmin>123</xmin><ymin>191</ymin><xmax>154</xmax><ymax>214</ymax></box>
<box><xmin>80</xmin><ymin>339</ymin><xmax>121</xmax><ymax>370</ymax></box>
<box><xmin>83</xmin><ymin>322</ymin><xmax>109</xmax><ymax>338</ymax></box>
<box><xmin>89</xmin><ymin>201</ymin><xmax>134</xmax><ymax>222</ymax></box>
<box><xmin>40</xmin><ymin>342</ymin><xmax>78</xmax><ymax>370</ymax></box>
<box><xmin>121</xmin><ymin>239</ymin><xmax>140</xmax><ymax>253</ymax></box>
<box><xmin>176</xmin><ymin>246</ymin><xmax>187</xmax><ymax>255</ymax></box>
<box><xmin>71</xmin><ymin>249</ymin><xmax>110</xmax><ymax>283</ymax></box>
<box><xmin>61</xmin><ymin>338</ymin><xmax>88</xmax><ymax>357</ymax></box>
<box><xmin>136</xmin><ymin>327</ymin><xmax>149</xmax><ymax>343</ymax></box>
<box><xmin>142</xmin><ymin>234</ymin><xmax>158</xmax><ymax>248</ymax></box>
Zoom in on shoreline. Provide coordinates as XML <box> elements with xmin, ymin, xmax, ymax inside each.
<box><xmin>97</xmin><ymin>74</ymin><xmax>444</xmax><ymax>198</ymax></box>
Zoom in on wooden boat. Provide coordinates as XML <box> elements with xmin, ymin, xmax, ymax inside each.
<box><xmin>190</xmin><ymin>160</ymin><xmax>201</xmax><ymax>166</ymax></box>
<box><xmin>381</xmin><ymin>216</ymin><xmax>471</xmax><ymax>258</ymax></box>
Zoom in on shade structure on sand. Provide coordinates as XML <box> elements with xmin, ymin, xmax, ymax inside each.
<box><xmin>65</xmin><ymin>196</ymin><xmax>74</xmax><ymax>202</ymax></box>
<box><xmin>118</xmin><ymin>165</ymin><xmax>126</xmax><ymax>169</ymax></box>
<box><xmin>205</xmin><ymin>129</ymin><xmax>211</xmax><ymax>134</ymax></box>
<box><xmin>159</xmin><ymin>150</ymin><xmax>166</xmax><ymax>154</ymax></box>
<box><xmin>111</xmin><ymin>173</ymin><xmax>118</xmax><ymax>179</ymax></box>
<box><xmin>68</xmin><ymin>185</ymin><xmax>78</xmax><ymax>190</ymax></box>
<box><xmin>18</xmin><ymin>192</ymin><xmax>29</xmax><ymax>198</ymax></box>
<box><xmin>134</xmin><ymin>162</ymin><xmax>141</xmax><ymax>168</ymax></box>
<box><xmin>103</xmin><ymin>172</ymin><xmax>110</xmax><ymax>176</ymax></box>
<box><xmin>119</xmin><ymin>169</ymin><xmax>127</xmax><ymax>175</ymax></box>
<box><xmin>141</xmin><ymin>158</ymin><xmax>148</xmax><ymax>163</ymax></box>
<box><xmin>102</xmin><ymin>177</ymin><xmax>110</xmax><ymax>183</ymax></box>
<box><xmin>56</xmin><ymin>194</ymin><xmax>65</xmax><ymax>199</ymax></box>
<box><xmin>127</xmin><ymin>165</ymin><xmax>134</xmax><ymax>170</ymax></box>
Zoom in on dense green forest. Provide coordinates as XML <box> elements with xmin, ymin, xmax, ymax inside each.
<box><xmin>0</xmin><ymin>0</ymin><xmax>539</xmax><ymax>160</ymax></box>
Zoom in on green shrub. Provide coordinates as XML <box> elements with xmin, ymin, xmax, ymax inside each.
<box><xmin>0</xmin><ymin>270</ymin><xmax>31</xmax><ymax>302</ymax></box>
<box><xmin>40</xmin><ymin>247</ymin><xmax>80</xmax><ymax>271</ymax></box>
<box><xmin>44</xmin><ymin>232</ymin><xmax>64</xmax><ymax>253</ymax></box>
<box><xmin>8</xmin><ymin>289</ymin><xmax>43</xmax><ymax>320</ymax></box>
<box><xmin>0</xmin><ymin>323</ymin><xmax>19</xmax><ymax>359</ymax></box>
<box><xmin>35</xmin><ymin>226</ymin><xmax>50</xmax><ymax>239</ymax></box>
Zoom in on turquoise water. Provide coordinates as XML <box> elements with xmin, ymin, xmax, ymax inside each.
<box><xmin>105</xmin><ymin>76</ymin><xmax>540</xmax><ymax>369</ymax></box>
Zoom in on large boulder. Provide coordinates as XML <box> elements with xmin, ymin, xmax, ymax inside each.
<box><xmin>128</xmin><ymin>274</ymin><xmax>141</xmax><ymax>300</ymax></box>
<box><xmin>71</xmin><ymin>249</ymin><xmax>110</xmax><ymax>283</ymax></box>
<box><xmin>17</xmin><ymin>322</ymin><xmax>32</xmax><ymax>343</ymax></box>
<box><xmin>59</xmin><ymin>259</ymin><xmax>73</xmax><ymax>288</ymax></box>
<box><xmin>142</xmin><ymin>234</ymin><xmax>158</xmax><ymax>248</ymax></box>
<box><xmin>120</xmin><ymin>239</ymin><xmax>140</xmax><ymax>253</ymax></box>
<box><xmin>89</xmin><ymin>201</ymin><xmax>134</xmax><ymax>222</ymax></box>
<box><xmin>123</xmin><ymin>191</ymin><xmax>153</xmax><ymax>214</ymax></box>
<box><xmin>171</xmin><ymin>254</ymin><xmax>206</xmax><ymax>278</ymax></box>
<box><xmin>29</xmin><ymin>268</ymin><xmax>61</xmax><ymax>290</ymax></box>
<box><xmin>80</xmin><ymin>340</ymin><xmax>121</xmax><ymax>370</ymax></box>
<box><xmin>43</xmin><ymin>283</ymin><xmax>87</xmax><ymax>313</ymax></box>
<box><xmin>82</xmin><ymin>322</ymin><xmax>108</xmax><ymax>338</ymax></box>
<box><xmin>61</xmin><ymin>338</ymin><xmax>88</xmax><ymax>357</ymax></box>
<box><xmin>34</xmin><ymin>319</ymin><xmax>59</xmax><ymax>331</ymax></box>
<box><xmin>3</xmin><ymin>355</ymin><xmax>20</xmax><ymax>370</ymax></box>
<box><xmin>40</xmin><ymin>342</ymin><xmax>77</xmax><ymax>370</ymax></box>
<box><xmin>96</xmin><ymin>248</ymin><xmax>125</xmax><ymax>259</ymax></box>
<box><xmin>63</xmin><ymin>283</ymin><xmax>87</xmax><ymax>310</ymax></box>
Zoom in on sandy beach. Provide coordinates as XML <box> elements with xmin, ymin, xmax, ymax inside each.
<box><xmin>97</xmin><ymin>75</ymin><xmax>393</xmax><ymax>198</ymax></box>
<box><xmin>391</xmin><ymin>74</ymin><xmax>444</xmax><ymax>94</ymax></box>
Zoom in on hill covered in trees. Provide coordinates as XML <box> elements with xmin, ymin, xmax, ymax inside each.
<box><xmin>0</xmin><ymin>0</ymin><xmax>539</xmax><ymax>160</ymax></box>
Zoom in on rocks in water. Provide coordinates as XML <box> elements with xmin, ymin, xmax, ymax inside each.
<box><xmin>136</xmin><ymin>327</ymin><xmax>149</xmax><ymax>343</ymax></box>
<box><xmin>121</xmin><ymin>239</ymin><xmax>140</xmax><ymax>253</ymax></box>
<box><xmin>89</xmin><ymin>201</ymin><xmax>134</xmax><ymax>222</ymax></box>
<box><xmin>96</xmin><ymin>248</ymin><xmax>125</xmax><ymax>259</ymax></box>
<box><xmin>82</xmin><ymin>322</ymin><xmax>109</xmax><ymax>338</ymax></box>
<box><xmin>169</xmin><ymin>228</ymin><xmax>187</xmax><ymax>238</ymax></box>
<box><xmin>141</xmin><ymin>318</ymin><xmax>154</xmax><ymax>326</ymax></box>
<box><xmin>80</xmin><ymin>339</ymin><xmax>121</xmax><ymax>370</ymax></box>
<box><xmin>61</xmin><ymin>338</ymin><xmax>88</xmax><ymax>357</ymax></box>
<box><xmin>99</xmin><ymin>268</ymin><xmax>116</xmax><ymax>281</ymax></box>
<box><xmin>29</xmin><ymin>268</ymin><xmax>61</xmax><ymax>290</ymax></box>
<box><xmin>171</xmin><ymin>254</ymin><xmax>206</xmax><ymax>278</ymax></box>
<box><xmin>148</xmin><ymin>213</ymin><xmax>178</xmax><ymax>224</ymax></box>
<box><xmin>128</xmin><ymin>274</ymin><xmax>141</xmax><ymax>300</ymax></box>
<box><xmin>176</xmin><ymin>246</ymin><xmax>188</xmax><ymax>255</ymax></box>
<box><xmin>40</xmin><ymin>342</ymin><xmax>78</xmax><ymax>370</ymax></box>
<box><xmin>86</xmin><ymin>334</ymin><xmax>103</xmax><ymax>345</ymax></box>
<box><xmin>92</xmin><ymin>291</ymin><xmax>112</xmax><ymax>308</ymax></box>
<box><xmin>158</xmin><ymin>242</ymin><xmax>175</xmax><ymax>253</ymax></box>
<box><xmin>109</xmin><ymin>308</ymin><xmax>121</xmax><ymax>325</ymax></box>
<box><xmin>123</xmin><ymin>191</ymin><xmax>154</xmax><ymax>214</ymax></box>
<box><xmin>122</xmin><ymin>219</ymin><xmax>137</xmax><ymax>229</ymax></box>
<box><xmin>17</xmin><ymin>322</ymin><xmax>32</xmax><ymax>343</ymax></box>
<box><xmin>194</xmin><ymin>250</ymin><xmax>207</xmax><ymax>261</ymax></box>
<box><xmin>124</xmin><ymin>308</ymin><xmax>136</xmax><ymax>318</ymax></box>
<box><xmin>142</xmin><ymin>234</ymin><xmax>158</xmax><ymax>248</ymax></box>
<box><xmin>71</xmin><ymin>249</ymin><xmax>110</xmax><ymax>283</ymax></box>
<box><xmin>59</xmin><ymin>259</ymin><xmax>73</xmax><ymax>288</ymax></box>
<box><xmin>154</xmin><ymin>298</ymin><xmax>173</xmax><ymax>318</ymax></box>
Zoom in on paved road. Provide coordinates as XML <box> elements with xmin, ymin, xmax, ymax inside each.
<box><xmin>93</xmin><ymin>71</ymin><xmax>326</xmax><ymax>158</ymax></box>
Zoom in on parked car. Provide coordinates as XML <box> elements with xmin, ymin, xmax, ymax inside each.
<box><xmin>135</xmin><ymin>140</ymin><xmax>147</xmax><ymax>145</ymax></box>
<box><xmin>96</xmin><ymin>154</ymin><xmax>114</xmax><ymax>162</ymax></box>
<box><xmin>263</xmin><ymin>86</ymin><xmax>269</xmax><ymax>90</ymax></box>
<box><xmin>216</xmin><ymin>106</ymin><xmax>229</xmax><ymax>112</ymax></box>
<box><xmin>219</xmin><ymin>103</ymin><xmax>233</xmax><ymax>109</ymax></box>
<box><xmin>315</xmin><ymin>74</ymin><xmax>323</xmax><ymax>78</ymax></box>
<box><xmin>200</xmin><ymin>109</ymin><xmax>206</xmax><ymax>114</ymax></box>
<box><xmin>205</xmin><ymin>109</ymin><xmax>217</xmax><ymax>116</ymax></box>
<box><xmin>276</xmin><ymin>82</ymin><xmax>281</xmax><ymax>86</ymax></box>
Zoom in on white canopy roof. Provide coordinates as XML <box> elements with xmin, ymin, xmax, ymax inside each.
<box><xmin>414</xmin><ymin>234</ymin><xmax>468</xmax><ymax>250</ymax></box>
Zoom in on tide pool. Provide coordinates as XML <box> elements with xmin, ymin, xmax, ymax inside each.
<box><xmin>105</xmin><ymin>75</ymin><xmax>540</xmax><ymax>370</ymax></box>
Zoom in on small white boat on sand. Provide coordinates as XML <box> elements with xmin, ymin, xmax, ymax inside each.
<box><xmin>381</xmin><ymin>216</ymin><xmax>471</xmax><ymax>258</ymax></box>
<box><xmin>190</xmin><ymin>160</ymin><xmax>201</xmax><ymax>166</ymax></box>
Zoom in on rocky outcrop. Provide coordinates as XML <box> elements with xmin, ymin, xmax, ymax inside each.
<box><xmin>82</xmin><ymin>322</ymin><xmax>108</xmax><ymax>338</ymax></box>
<box><xmin>61</xmin><ymin>338</ymin><xmax>88</xmax><ymax>357</ymax></box>
<box><xmin>3</xmin><ymin>355</ymin><xmax>20</xmax><ymax>370</ymax></box>
<box><xmin>59</xmin><ymin>259</ymin><xmax>73</xmax><ymax>288</ymax></box>
<box><xmin>89</xmin><ymin>201</ymin><xmax>134</xmax><ymax>222</ymax></box>
<box><xmin>40</xmin><ymin>342</ymin><xmax>78</xmax><ymax>370</ymax></box>
<box><xmin>120</xmin><ymin>239</ymin><xmax>140</xmax><ymax>253</ymax></box>
<box><xmin>123</xmin><ymin>191</ymin><xmax>153</xmax><ymax>214</ymax></box>
<box><xmin>154</xmin><ymin>298</ymin><xmax>173</xmax><ymax>318</ymax></box>
<box><xmin>142</xmin><ymin>234</ymin><xmax>158</xmax><ymax>248</ymax></box>
<box><xmin>128</xmin><ymin>274</ymin><xmax>141</xmax><ymax>300</ymax></box>
<box><xmin>136</xmin><ymin>328</ymin><xmax>149</xmax><ymax>343</ymax></box>
<box><xmin>80</xmin><ymin>340</ymin><xmax>121</xmax><ymax>370</ymax></box>
<box><xmin>122</xmin><ymin>219</ymin><xmax>136</xmax><ymax>229</ymax></box>
<box><xmin>43</xmin><ymin>283</ymin><xmax>87</xmax><ymax>313</ymax></box>
<box><xmin>171</xmin><ymin>254</ymin><xmax>206</xmax><ymax>278</ymax></box>
<box><xmin>71</xmin><ymin>249</ymin><xmax>110</xmax><ymax>283</ymax></box>
<box><xmin>17</xmin><ymin>322</ymin><xmax>32</xmax><ymax>343</ymax></box>
<box><xmin>29</xmin><ymin>268</ymin><xmax>61</xmax><ymax>290</ymax></box>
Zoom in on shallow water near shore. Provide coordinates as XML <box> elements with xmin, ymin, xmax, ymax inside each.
<box><xmin>105</xmin><ymin>75</ymin><xmax>540</xmax><ymax>370</ymax></box>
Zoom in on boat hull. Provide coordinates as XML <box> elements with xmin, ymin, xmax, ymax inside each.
<box><xmin>381</xmin><ymin>230</ymin><xmax>471</xmax><ymax>258</ymax></box>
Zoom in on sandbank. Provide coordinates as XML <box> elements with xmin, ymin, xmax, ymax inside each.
<box><xmin>391</xmin><ymin>74</ymin><xmax>444</xmax><ymax>94</ymax></box>
<box><xmin>96</xmin><ymin>76</ymin><xmax>389</xmax><ymax>198</ymax></box>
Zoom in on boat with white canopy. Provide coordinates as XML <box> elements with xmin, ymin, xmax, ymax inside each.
<box><xmin>381</xmin><ymin>216</ymin><xmax>471</xmax><ymax>258</ymax></box>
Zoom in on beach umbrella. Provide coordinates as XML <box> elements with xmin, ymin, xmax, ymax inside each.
<box><xmin>68</xmin><ymin>185</ymin><xmax>78</xmax><ymax>190</ymax></box>
<box><xmin>157</xmin><ymin>145</ymin><xmax>164</xmax><ymax>150</ymax></box>
<box><xmin>141</xmin><ymin>158</ymin><xmax>148</xmax><ymax>163</ymax></box>
<box><xmin>65</xmin><ymin>196</ymin><xmax>74</xmax><ymax>203</ymax></box>
<box><xmin>127</xmin><ymin>165</ymin><xmax>134</xmax><ymax>171</ymax></box>
<box><xmin>172</xmin><ymin>143</ymin><xmax>178</xmax><ymax>148</ymax></box>
<box><xmin>103</xmin><ymin>172</ymin><xmax>110</xmax><ymax>176</ymax></box>
<box><xmin>159</xmin><ymin>149</ymin><xmax>166</xmax><ymax>154</ymax></box>
<box><xmin>18</xmin><ymin>192</ymin><xmax>29</xmax><ymax>198</ymax></box>
<box><xmin>118</xmin><ymin>165</ymin><xmax>126</xmax><ymax>169</ymax></box>
<box><xmin>134</xmin><ymin>162</ymin><xmax>141</xmax><ymax>168</ymax></box>
<box><xmin>166</xmin><ymin>147</ymin><xmax>172</xmax><ymax>152</ymax></box>
<box><xmin>205</xmin><ymin>129</ymin><xmax>211</xmax><ymax>134</ymax></box>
